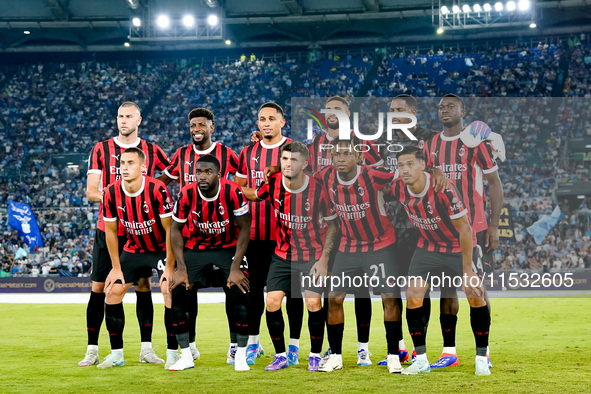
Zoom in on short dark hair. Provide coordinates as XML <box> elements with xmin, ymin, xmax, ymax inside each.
<box><xmin>188</xmin><ymin>107</ymin><xmax>215</xmax><ymax>123</ymax></box>
<box><xmin>393</xmin><ymin>94</ymin><xmax>417</xmax><ymax>110</ymax></box>
<box><xmin>281</xmin><ymin>141</ymin><xmax>309</xmax><ymax>161</ymax></box>
<box><xmin>325</xmin><ymin>95</ymin><xmax>349</xmax><ymax>108</ymax></box>
<box><xmin>396</xmin><ymin>146</ymin><xmax>425</xmax><ymax>162</ymax></box>
<box><xmin>119</xmin><ymin>102</ymin><xmax>141</xmax><ymax>114</ymax></box>
<box><xmin>259</xmin><ymin>102</ymin><xmax>284</xmax><ymax>118</ymax></box>
<box><xmin>442</xmin><ymin>94</ymin><xmax>465</xmax><ymax>110</ymax></box>
<box><xmin>122</xmin><ymin>147</ymin><xmax>145</xmax><ymax>163</ymax></box>
<box><xmin>196</xmin><ymin>155</ymin><xmax>220</xmax><ymax>172</ymax></box>
<box><xmin>331</xmin><ymin>134</ymin><xmax>364</xmax><ymax>164</ymax></box>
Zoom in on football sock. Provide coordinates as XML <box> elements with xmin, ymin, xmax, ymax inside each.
<box><xmin>308</xmin><ymin>310</ymin><xmax>325</xmax><ymax>354</ymax></box>
<box><xmin>286</xmin><ymin>296</ymin><xmax>303</xmax><ymax>340</ymax></box>
<box><xmin>406</xmin><ymin>307</ymin><xmax>427</xmax><ymax>355</ymax></box>
<box><xmin>164</xmin><ymin>307</ymin><xmax>178</xmax><ymax>350</ymax></box>
<box><xmin>135</xmin><ymin>291</ymin><xmax>153</xmax><ymax>343</ymax></box>
<box><xmin>86</xmin><ymin>291</ymin><xmax>105</xmax><ymax>346</ymax></box>
<box><xmin>187</xmin><ymin>286</ymin><xmax>198</xmax><ymax>343</ymax></box>
<box><xmin>470</xmin><ymin>305</ymin><xmax>491</xmax><ymax>357</ymax></box>
<box><xmin>355</xmin><ymin>296</ymin><xmax>372</xmax><ymax>343</ymax></box>
<box><xmin>266</xmin><ymin>309</ymin><xmax>286</xmax><ymax>354</ymax></box>
<box><xmin>385</xmin><ymin>321</ymin><xmax>401</xmax><ymax>355</ymax></box>
<box><xmin>326</xmin><ymin>323</ymin><xmax>344</xmax><ymax>355</ymax></box>
<box><xmin>440</xmin><ymin>314</ymin><xmax>458</xmax><ymax>348</ymax></box>
<box><xmin>105</xmin><ymin>303</ymin><xmax>125</xmax><ymax>350</ymax></box>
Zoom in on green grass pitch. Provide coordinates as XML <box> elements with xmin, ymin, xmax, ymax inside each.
<box><xmin>1</xmin><ymin>298</ymin><xmax>590</xmax><ymax>393</ymax></box>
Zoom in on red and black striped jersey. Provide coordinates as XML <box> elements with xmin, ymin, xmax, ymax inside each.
<box><xmin>103</xmin><ymin>176</ymin><xmax>173</xmax><ymax>254</ymax></box>
<box><xmin>257</xmin><ymin>173</ymin><xmax>336</xmax><ymax>262</ymax></box>
<box><xmin>423</xmin><ymin>133</ymin><xmax>497</xmax><ymax>234</ymax></box>
<box><xmin>307</xmin><ymin>131</ymin><xmax>383</xmax><ymax>173</ymax></box>
<box><xmin>87</xmin><ymin>137</ymin><xmax>170</xmax><ymax>233</ymax></box>
<box><xmin>164</xmin><ymin>142</ymin><xmax>239</xmax><ymax>188</ymax></box>
<box><xmin>173</xmin><ymin>178</ymin><xmax>249</xmax><ymax>251</ymax></box>
<box><xmin>317</xmin><ymin>165</ymin><xmax>395</xmax><ymax>253</ymax></box>
<box><xmin>236</xmin><ymin>136</ymin><xmax>291</xmax><ymax>241</ymax></box>
<box><xmin>390</xmin><ymin>173</ymin><xmax>476</xmax><ymax>253</ymax></box>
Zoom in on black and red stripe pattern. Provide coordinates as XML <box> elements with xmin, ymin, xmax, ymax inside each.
<box><xmin>307</xmin><ymin>132</ymin><xmax>383</xmax><ymax>174</ymax></box>
<box><xmin>87</xmin><ymin>137</ymin><xmax>170</xmax><ymax>232</ymax></box>
<box><xmin>173</xmin><ymin>178</ymin><xmax>249</xmax><ymax>250</ymax></box>
<box><xmin>317</xmin><ymin>165</ymin><xmax>395</xmax><ymax>253</ymax></box>
<box><xmin>257</xmin><ymin>173</ymin><xmax>335</xmax><ymax>262</ymax></box>
<box><xmin>390</xmin><ymin>173</ymin><xmax>476</xmax><ymax>253</ymax></box>
<box><xmin>164</xmin><ymin>142</ymin><xmax>239</xmax><ymax>188</ymax></box>
<box><xmin>103</xmin><ymin>176</ymin><xmax>173</xmax><ymax>253</ymax></box>
<box><xmin>423</xmin><ymin>133</ymin><xmax>497</xmax><ymax>234</ymax></box>
<box><xmin>236</xmin><ymin>137</ymin><xmax>291</xmax><ymax>241</ymax></box>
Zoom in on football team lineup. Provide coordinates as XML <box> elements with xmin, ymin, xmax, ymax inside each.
<box><xmin>73</xmin><ymin>95</ymin><xmax>505</xmax><ymax>376</ymax></box>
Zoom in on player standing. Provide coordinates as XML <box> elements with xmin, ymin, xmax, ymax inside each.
<box><xmin>423</xmin><ymin>94</ymin><xmax>503</xmax><ymax>369</ymax></box>
<box><xmin>166</xmin><ymin>155</ymin><xmax>251</xmax><ymax>372</ymax></box>
<box><xmin>97</xmin><ymin>148</ymin><xmax>174</xmax><ymax>369</ymax></box>
<box><xmin>159</xmin><ymin>107</ymin><xmax>240</xmax><ymax>365</ymax></box>
<box><xmin>79</xmin><ymin>102</ymin><xmax>170</xmax><ymax>367</ymax></box>
<box><xmin>235</xmin><ymin>102</ymin><xmax>305</xmax><ymax>365</ymax></box>
<box><xmin>389</xmin><ymin>147</ymin><xmax>490</xmax><ymax>376</ymax></box>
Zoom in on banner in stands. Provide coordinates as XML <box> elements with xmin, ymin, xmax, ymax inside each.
<box><xmin>498</xmin><ymin>206</ymin><xmax>516</xmax><ymax>241</ymax></box>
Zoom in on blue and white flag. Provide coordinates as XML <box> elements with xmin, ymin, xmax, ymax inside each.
<box><xmin>7</xmin><ymin>200</ymin><xmax>44</xmax><ymax>249</ymax></box>
<box><xmin>14</xmin><ymin>247</ymin><xmax>28</xmax><ymax>260</ymax></box>
<box><xmin>526</xmin><ymin>206</ymin><xmax>565</xmax><ymax>245</ymax></box>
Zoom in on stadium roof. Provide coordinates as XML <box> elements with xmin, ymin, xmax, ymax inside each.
<box><xmin>0</xmin><ymin>0</ymin><xmax>590</xmax><ymax>52</ymax></box>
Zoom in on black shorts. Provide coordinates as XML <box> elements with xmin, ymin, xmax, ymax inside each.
<box><xmin>120</xmin><ymin>250</ymin><xmax>165</xmax><ymax>285</ymax></box>
<box><xmin>474</xmin><ymin>230</ymin><xmax>494</xmax><ymax>275</ymax></box>
<box><xmin>185</xmin><ymin>247</ymin><xmax>248</xmax><ymax>288</ymax></box>
<box><xmin>91</xmin><ymin>229</ymin><xmax>127</xmax><ymax>282</ymax></box>
<box><xmin>408</xmin><ymin>248</ymin><xmax>466</xmax><ymax>282</ymax></box>
<box><xmin>330</xmin><ymin>244</ymin><xmax>399</xmax><ymax>295</ymax></box>
<box><xmin>266</xmin><ymin>254</ymin><xmax>325</xmax><ymax>295</ymax></box>
<box><xmin>394</xmin><ymin>228</ymin><xmax>419</xmax><ymax>277</ymax></box>
<box><xmin>245</xmin><ymin>240</ymin><xmax>275</xmax><ymax>291</ymax></box>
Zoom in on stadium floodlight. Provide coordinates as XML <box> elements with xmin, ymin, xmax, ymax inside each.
<box><xmin>132</xmin><ymin>17</ymin><xmax>141</xmax><ymax>27</ymax></box>
<box><xmin>441</xmin><ymin>6</ymin><xmax>450</xmax><ymax>15</ymax></box>
<box><xmin>473</xmin><ymin>4</ymin><xmax>482</xmax><ymax>12</ymax></box>
<box><xmin>207</xmin><ymin>14</ymin><xmax>219</xmax><ymax>26</ymax></box>
<box><xmin>452</xmin><ymin>5</ymin><xmax>460</xmax><ymax>13</ymax></box>
<box><xmin>483</xmin><ymin>3</ymin><xmax>492</xmax><ymax>11</ymax></box>
<box><xmin>182</xmin><ymin>15</ymin><xmax>195</xmax><ymax>27</ymax></box>
<box><xmin>494</xmin><ymin>2</ymin><xmax>503</xmax><ymax>11</ymax></box>
<box><xmin>24</xmin><ymin>30</ymin><xmax>31</xmax><ymax>34</ymax></box>
<box><xmin>577</xmin><ymin>195</ymin><xmax>586</xmax><ymax>199</ymax></box>
<box><xmin>529</xmin><ymin>22</ymin><xmax>537</xmax><ymax>28</ymax></box>
<box><xmin>225</xmin><ymin>39</ymin><xmax>232</xmax><ymax>45</ymax></box>
<box><xmin>462</xmin><ymin>4</ymin><xmax>471</xmax><ymax>12</ymax></box>
<box><xmin>124</xmin><ymin>42</ymin><xmax>130</xmax><ymax>47</ymax></box>
<box><xmin>437</xmin><ymin>27</ymin><xmax>444</xmax><ymax>34</ymax></box>
<box><xmin>156</xmin><ymin>15</ymin><xmax>170</xmax><ymax>29</ymax></box>
<box><xmin>506</xmin><ymin>1</ymin><xmax>516</xmax><ymax>11</ymax></box>
<box><xmin>518</xmin><ymin>0</ymin><xmax>530</xmax><ymax>11</ymax></box>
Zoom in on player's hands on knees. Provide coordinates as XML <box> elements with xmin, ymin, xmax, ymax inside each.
<box><xmin>462</xmin><ymin>271</ymin><xmax>483</xmax><ymax>298</ymax></box>
<box><xmin>227</xmin><ymin>268</ymin><xmax>250</xmax><ymax>294</ymax></box>
<box><xmin>105</xmin><ymin>268</ymin><xmax>125</xmax><ymax>294</ymax></box>
<box><xmin>170</xmin><ymin>268</ymin><xmax>189</xmax><ymax>291</ymax></box>
<box><xmin>310</xmin><ymin>257</ymin><xmax>328</xmax><ymax>287</ymax></box>
<box><xmin>251</xmin><ymin>131</ymin><xmax>262</xmax><ymax>144</ymax></box>
<box><xmin>432</xmin><ymin>171</ymin><xmax>450</xmax><ymax>192</ymax></box>
<box><xmin>160</xmin><ymin>267</ymin><xmax>174</xmax><ymax>294</ymax></box>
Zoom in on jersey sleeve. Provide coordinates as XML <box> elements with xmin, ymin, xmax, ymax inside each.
<box><xmin>368</xmin><ymin>166</ymin><xmax>394</xmax><ymax>191</ymax></box>
<box><xmin>154</xmin><ymin>144</ymin><xmax>171</xmax><ymax>171</ymax></box>
<box><xmin>173</xmin><ymin>189</ymin><xmax>191</xmax><ymax>223</ymax></box>
<box><xmin>157</xmin><ymin>183</ymin><xmax>173</xmax><ymax>218</ymax></box>
<box><xmin>308</xmin><ymin>143</ymin><xmax>319</xmax><ymax>173</ymax></box>
<box><xmin>440</xmin><ymin>184</ymin><xmax>468</xmax><ymax>220</ymax></box>
<box><xmin>256</xmin><ymin>180</ymin><xmax>271</xmax><ymax>201</ymax></box>
<box><xmin>363</xmin><ymin>140</ymin><xmax>384</xmax><ymax>166</ymax></box>
<box><xmin>423</xmin><ymin>138</ymin><xmax>433</xmax><ymax>167</ymax></box>
<box><xmin>164</xmin><ymin>148</ymin><xmax>181</xmax><ymax>180</ymax></box>
<box><xmin>319</xmin><ymin>185</ymin><xmax>337</xmax><ymax>221</ymax></box>
<box><xmin>474</xmin><ymin>141</ymin><xmax>498</xmax><ymax>174</ymax></box>
<box><xmin>389</xmin><ymin>178</ymin><xmax>405</xmax><ymax>202</ymax></box>
<box><xmin>87</xmin><ymin>143</ymin><xmax>103</xmax><ymax>175</ymax></box>
<box><xmin>102</xmin><ymin>186</ymin><xmax>117</xmax><ymax>222</ymax></box>
<box><xmin>235</xmin><ymin>146</ymin><xmax>248</xmax><ymax>179</ymax></box>
<box><xmin>232</xmin><ymin>185</ymin><xmax>249</xmax><ymax>217</ymax></box>
<box><xmin>226</xmin><ymin>147</ymin><xmax>240</xmax><ymax>176</ymax></box>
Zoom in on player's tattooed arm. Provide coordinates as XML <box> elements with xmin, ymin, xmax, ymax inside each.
<box><xmin>484</xmin><ymin>170</ymin><xmax>504</xmax><ymax>252</ymax></box>
<box><xmin>169</xmin><ymin>219</ymin><xmax>189</xmax><ymax>290</ymax></box>
<box><xmin>228</xmin><ymin>213</ymin><xmax>252</xmax><ymax>294</ymax></box>
<box><xmin>160</xmin><ymin>216</ymin><xmax>175</xmax><ymax>294</ymax></box>
<box><xmin>310</xmin><ymin>219</ymin><xmax>339</xmax><ymax>280</ymax></box>
<box><xmin>425</xmin><ymin>166</ymin><xmax>449</xmax><ymax>192</ymax></box>
<box><xmin>86</xmin><ymin>173</ymin><xmax>104</xmax><ymax>202</ymax></box>
<box><xmin>104</xmin><ymin>220</ymin><xmax>124</xmax><ymax>294</ymax></box>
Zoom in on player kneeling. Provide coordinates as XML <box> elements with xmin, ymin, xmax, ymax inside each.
<box><xmin>98</xmin><ymin>148</ymin><xmax>174</xmax><ymax>369</ymax></box>
<box><xmin>389</xmin><ymin>147</ymin><xmax>491</xmax><ymax>376</ymax></box>
<box><xmin>164</xmin><ymin>155</ymin><xmax>252</xmax><ymax>372</ymax></box>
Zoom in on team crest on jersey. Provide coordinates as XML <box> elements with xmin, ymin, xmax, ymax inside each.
<box><xmin>143</xmin><ymin>202</ymin><xmax>150</xmax><ymax>213</ymax></box>
<box><xmin>427</xmin><ymin>204</ymin><xmax>434</xmax><ymax>215</ymax></box>
<box><xmin>305</xmin><ymin>200</ymin><xmax>311</xmax><ymax>211</ymax></box>
<box><xmin>418</xmin><ymin>140</ymin><xmax>425</xmax><ymax>149</ymax></box>
<box><xmin>459</xmin><ymin>147</ymin><xmax>466</xmax><ymax>157</ymax></box>
<box><xmin>218</xmin><ymin>205</ymin><xmax>225</xmax><ymax>215</ymax></box>
<box><xmin>452</xmin><ymin>197</ymin><xmax>458</xmax><ymax>204</ymax></box>
<box><xmin>358</xmin><ymin>186</ymin><xmax>365</xmax><ymax>196</ymax></box>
